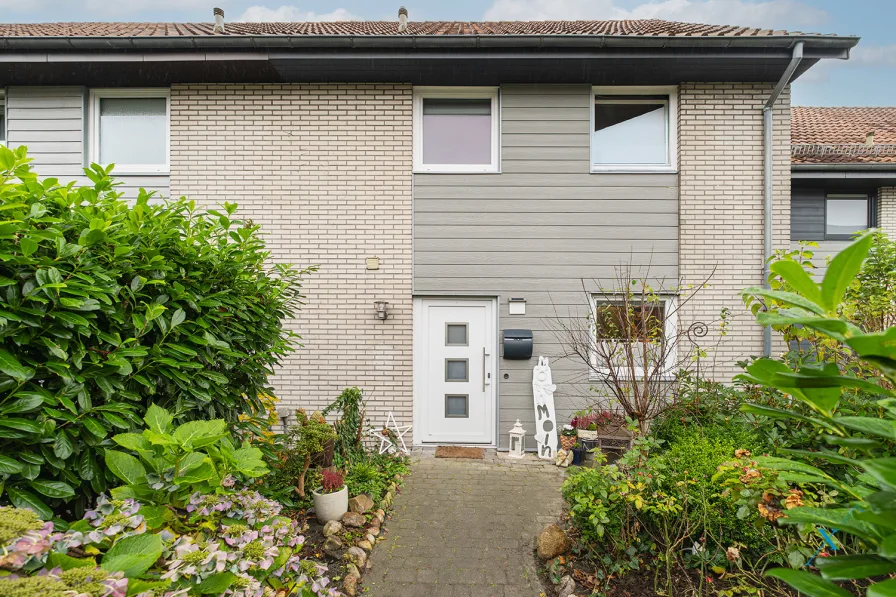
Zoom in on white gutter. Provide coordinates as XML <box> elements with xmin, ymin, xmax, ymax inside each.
<box><xmin>762</xmin><ymin>40</ymin><xmax>803</xmax><ymax>357</ymax></box>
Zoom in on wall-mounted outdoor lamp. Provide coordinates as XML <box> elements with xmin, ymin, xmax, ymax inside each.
<box><xmin>374</xmin><ymin>301</ymin><xmax>390</xmax><ymax>321</ymax></box>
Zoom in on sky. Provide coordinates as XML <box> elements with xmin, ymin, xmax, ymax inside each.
<box><xmin>1</xmin><ymin>0</ymin><xmax>892</xmax><ymax>106</ymax></box>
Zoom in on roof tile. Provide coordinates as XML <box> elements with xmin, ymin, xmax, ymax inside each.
<box><xmin>792</xmin><ymin>107</ymin><xmax>896</xmax><ymax>164</ymax></box>
<box><xmin>0</xmin><ymin>18</ymin><xmax>825</xmax><ymax>38</ymax></box>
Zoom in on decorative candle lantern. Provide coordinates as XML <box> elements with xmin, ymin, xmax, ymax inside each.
<box><xmin>508</xmin><ymin>419</ymin><xmax>526</xmax><ymax>458</ymax></box>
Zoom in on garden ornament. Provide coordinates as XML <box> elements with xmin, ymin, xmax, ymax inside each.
<box><xmin>368</xmin><ymin>412</ymin><xmax>412</xmax><ymax>455</ymax></box>
<box><xmin>532</xmin><ymin>356</ymin><xmax>558</xmax><ymax>460</ymax></box>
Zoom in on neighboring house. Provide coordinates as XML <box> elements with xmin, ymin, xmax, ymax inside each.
<box><xmin>791</xmin><ymin>107</ymin><xmax>896</xmax><ymax>275</ymax></box>
<box><xmin>0</xmin><ymin>15</ymin><xmax>861</xmax><ymax>450</ymax></box>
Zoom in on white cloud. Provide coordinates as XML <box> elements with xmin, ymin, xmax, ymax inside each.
<box><xmin>236</xmin><ymin>5</ymin><xmax>360</xmax><ymax>22</ymax></box>
<box><xmin>851</xmin><ymin>44</ymin><xmax>896</xmax><ymax>68</ymax></box>
<box><xmin>483</xmin><ymin>0</ymin><xmax>829</xmax><ymax>31</ymax></box>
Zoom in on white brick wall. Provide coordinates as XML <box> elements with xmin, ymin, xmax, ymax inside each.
<box><xmin>169</xmin><ymin>84</ymin><xmax>414</xmax><ymax>424</ymax></box>
<box><xmin>879</xmin><ymin>187</ymin><xmax>896</xmax><ymax>236</ymax></box>
<box><xmin>678</xmin><ymin>83</ymin><xmax>791</xmax><ymax>381</ymax></box>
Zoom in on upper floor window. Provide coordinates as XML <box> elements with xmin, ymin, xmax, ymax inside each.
<box><xmin>826</xmin><ymin>194</ymin><xmax>871</xmax><ymax>239</ymax></box>
<box><xmin>591</xmin><ymin>86</ymin><xmax>677</xmax><ymax>173</ymax></box>
<box><xmin>89</xmin><ymin>89</ymin><xmax>169</xmax><ymax>173</ymax></box>
<box><xmin>413</xmin><ymin>87</ymin><xmax>499</xmax><ymax>173</ymax></box>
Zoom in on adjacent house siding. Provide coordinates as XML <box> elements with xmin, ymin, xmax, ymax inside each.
<box><xmin>880</xmin><ymin>187</ymin><xmax>896</xmax><ymax>236</ymax></box>
<box><xmin>679</xmin><ymin>83</ymin><xmax>791</xmax><ymax>378</ymax></box>
<box><xmin>414</xmin><ymin>84</ymin><xmax>679</xmax><ymax>448</ymax></box>
<box><xmin>4</xmin><ymin>86</ymin><xmax>169</xmax><ymax>198</ymax></box>
<box><xmin>169</xmin><ymin>84</ymin><xmax>414</xmax><ymax>425</ymax></box>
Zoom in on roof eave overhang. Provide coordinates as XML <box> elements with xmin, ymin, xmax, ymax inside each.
<box><xmin>0</xmin><ymin>33</ymin><xmax>860</xmax><ymax>55</ymax></box>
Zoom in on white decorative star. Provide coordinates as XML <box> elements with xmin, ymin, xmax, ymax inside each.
<box><xmin>368</xmin><ymin>412</ymin><xmax>412</xmax><ymax>455</ymax></box>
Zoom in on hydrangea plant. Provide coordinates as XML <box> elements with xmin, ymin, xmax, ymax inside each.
<box><xmin>0</xmin><ymin>489</ymin><xmax>337</xmax><ymax>597</ymax></box>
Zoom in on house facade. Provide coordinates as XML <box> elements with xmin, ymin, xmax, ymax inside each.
<box><xmin>790</xmin><ymin>107</ymin><xmax>896</xmax><ymax>275</ymax></box>
<box><xmin>0</xmin><ymin>17</ymin><xmax>859</xmax><ymax>449</ymax></box>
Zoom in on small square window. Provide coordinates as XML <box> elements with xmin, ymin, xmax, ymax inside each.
<box><xmin>826</xmin><ymin>196</ymin><xmax>869</xmax><ymax>239</ymax></box>
<box><xmin>591</xmin><ymin>87</ymin><xmax>677</xmax><ymax>172</ymax></box>
<box><xmin>445</xmin><ymin>395</ymin><xmax>469</xmax><ymax>418</ymax></box>
<box><xmin>445</xmin><ymin>359</ymin><xmax>469</xmax><ymax>382</ymax></box>
<box><xmin>446</xmin><ymin>323</ymin><xmax>468</xmax><ymax>346</ymax></box>
<box><xmin>414</xmin><ymin>88</ymin><xmax>499</xmax><ymax>173</ymax></box>
<box><xmin>90</xmin><ymin>90</ymin><xmax>169</xmax><ymax>173</ymax></box>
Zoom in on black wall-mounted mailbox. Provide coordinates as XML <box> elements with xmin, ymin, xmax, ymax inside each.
<box><xmin>503</xmin><ymin>329</ymin><xmax>533</xmax><ymax>360</ymax></box>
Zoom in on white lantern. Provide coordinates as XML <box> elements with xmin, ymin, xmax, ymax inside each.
<box><xmin>508</xmin><ymin>419</ymin><xmax>527</xmax><ymax>458</ymax></box>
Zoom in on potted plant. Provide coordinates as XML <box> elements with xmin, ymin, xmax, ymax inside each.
<box><xmin>559</xmin><ymin>424</ymin><xmax>577</xmax><ymax>451</ymax></box>
<box><xmin>571</xmin><ymin>442</ymin><xmax>586</xmax><ymax>466</ymax></box>
<box><xmin>312</xmin><ymin>468</ymin><xmax>348</xmax><ymax>523</ymax></box>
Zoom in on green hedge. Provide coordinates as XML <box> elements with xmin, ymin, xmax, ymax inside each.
<box><xmin>0</xmin><ymin>146</ymin><xmax>312</xmax><ymax>517</ymax></box>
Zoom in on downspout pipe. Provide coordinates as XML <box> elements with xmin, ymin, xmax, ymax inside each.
<box><xmin>762</xmin><ymin>41</ymin><xmax>803</xmax><ymax>357</ymax></box>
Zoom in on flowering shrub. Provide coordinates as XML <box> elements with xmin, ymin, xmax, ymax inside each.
<box><xmin>0</xmin><ymin>489</ymin><xmax>337</xmax><ymax>597</ymax></box>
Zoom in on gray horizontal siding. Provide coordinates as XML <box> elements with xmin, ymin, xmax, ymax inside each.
<box><xmin>6</xmin><ymin>86</ymin><xmax>169</xmax><ymax>199</ymax></box>
<box><xmin>790</xmin><ymin>240</ymin><xmax>848</xmax><ymax>280</ymax></box>
<box><xmin>791</xmin><ymin>188</ymin><xmax>825</xmax><ymax>241</ymax></box>
<box><xmin>413</xmin><ymin>84</ymin><xmax>679</xmax><ymax>448</ymax></box>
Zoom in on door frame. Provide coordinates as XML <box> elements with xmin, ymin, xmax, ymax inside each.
<box><xmin>413</xmin><ymin>296</ymin><xmax>499</xmax><ymax>446</ymax></box>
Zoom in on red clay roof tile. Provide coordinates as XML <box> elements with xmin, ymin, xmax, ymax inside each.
<box><xmin>792</xmin><ymin>107</ymin><xmax>896</xmax><ymax>164</ymax></box>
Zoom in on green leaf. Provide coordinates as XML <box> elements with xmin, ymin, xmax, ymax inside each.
<box><xmin>880</xmin><ymin>534</ymin><xmax>896</xmax><ymax>558</ymax></box>
<box><xmin>770</xmin><ymin>259</ymin><xmax>824</xmax><ymax>307</ymax></box>
<box><xmin>868</xmin><ymin>578</ymin><xmax>896</xmax><ymax>597</ymax></box>
<box><xmin>47</xmin><ymin>552</ymin><xmax>96</xmax><ymax>571</ymax></box>
<box><xmin>170</xmin><ymin>308</ymin><xmax>186</xmax><ymax>329</ymax></box>
<box><xmin>82</xmin><ymin>417</ymin><xmax>108</xmax><ymax>440</ymax></box>
<box><xmin>144</xmin><ymin>404</ymin><xmax>172</xmax><ymax>434</ymax></box>
<box><xmin>779</xmin><ymin>507</ymin><xmax>882</xmax><ymax>542</ymax></box>
<box><xmin>29</xmin><ymin>480</ymin><xmax>75</xmax><ymax>498</ymax></box>
<box><xmin>104</xmin><ymin>450</ymin><xmax>147</xmax><ymax>486</ymax></box>
<box><xmin>821</xmin><ymin>231</ymin><xmax>873</xmax><ymax>313</ymax></box>
<box><xmin>139</xmin><ymin>505</ymin><xmax>170</xmax><ymax>530</ymax></box>
<box><xmin>7</xmin><ymin>487</ymin><xmax>53</xmax><ymax>519</ymax></box>
<box><xmin>863</xmin><ymin>458</ymin><xmax>896</xmax><ymax>491</ymax></box>
<box><xmin>196</xmin><ymin>572</ymin><xmax>237</xmax><ymax>594</ymax></box>
<box><xmin>0</xmin><ymin>348</ymin><xmax>35</xmax><ymax>383</ymax></box>
<box><xmin>0</xmin><ymin>394</ymin><xmax>44</xmax><ymax>414</ymax></box>
<box><xmin>0</xmin><ymin>417</ymin><xmax>43</xmax><ymax>434</ymax></box>
<box><xmin>741</xmin><ymin>287</ymin><xmax>827</xmax><ymax>315</ymax></box>
<box><xmin>765</xmin><ymin>568</ymin><xmax>853</xmax><ymax>597</ymax></box>
<box><xmin>78</xmin><ymin>450</ymin><xmax>96</xmax><ymax>481</ymax></box>
<box><xmin>113</xmin><ymin>432</ymin><xmax>151</xmax><ymax>451</ymax></box>
<box><xmin>54</xmin><ymin>431</ymin><xmax>74</xmax><ymax>460</ymax></box>
<box><xmin>816</xmin><ymin>554</ymin><xmax>896</xmax><ymax>580</ymax></box>
<box><xmin>20</xmin><ymin>237</ymin><xmax>38</xmax><ymax>257</ymax></box>
<box><xmin>836</xmin><ymin>417</ymin><xmax>896</xmax><ymax>440</ymax></box>
<box><xmin>0</xmin><ymin>455</ymin><xmax>23</xmax><ymax>474</ymax></box>
<box><xmin>101</xmin><ymin>533</ymin><xmax>163</xmax><ymax>578</ymax></box>
<box><xmin>231</xmin><ymin>446</ymin><xmax>268</xmax><ymax>477</ymax></box>
<box><xmin>173</xmin><ymin>419</ymin><xmax>227</xmax><ymax>449</ymax></box>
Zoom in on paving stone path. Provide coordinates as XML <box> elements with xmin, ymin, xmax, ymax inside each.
<box><xmin>364</xmin><ymin>451</ymin><xmax>567</xmax><ymax>597</ymax></box>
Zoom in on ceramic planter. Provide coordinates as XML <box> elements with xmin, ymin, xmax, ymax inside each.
<box><xmin>559</xmin><ymin>435</ymin><xmax>577</xmax><ymax>451</ymax></box>
<box><xmin>571</xmin><ymin>448</ymin><xmax>586</xmax><ymax>466</ymax></box>
<box><xmin>576</xmin><ymin>429</ymin><xmax>598</xmax><ymax>440</ymax></box>
<box><xmin>312</xmin><ymin>485</ymin><xmax>348</xmax><ymax>523</ymax></box>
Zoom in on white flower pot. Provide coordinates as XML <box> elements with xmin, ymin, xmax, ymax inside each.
<box><xmin>312</xmin><ymin>485</ymin><xmax>349</xmax><ymax>523</ymax></box>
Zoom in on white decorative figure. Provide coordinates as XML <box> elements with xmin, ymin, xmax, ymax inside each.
<box><xmin>532</xmin><ymin>356</ymin><xmax>558</xmax><ymax>460</ymax></box>
<box><xmin>368</xmin><ymin>412</ymin><xmax>412</xmax><ymax>455</ymax></box>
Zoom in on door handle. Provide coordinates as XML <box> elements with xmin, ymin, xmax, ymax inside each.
<box><xmin>482</xmin><ymin>348</ymin><xmax>490</xmax><ymax>392</ymax></box>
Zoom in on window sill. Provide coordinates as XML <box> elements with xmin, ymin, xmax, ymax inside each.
<box><xmin>590</xmin><ymin>166</ymin><xmax>678</xmax><ymax>174</ymax></box>
<box><xmin>414</xmin><ymin>167</ymin><xmax>500</xmax><ymax>175</ymax></box>
<box><xmin>99</xmin><ymin>168</ymin><xmax>170</xmax><ymax>176</ymax></box>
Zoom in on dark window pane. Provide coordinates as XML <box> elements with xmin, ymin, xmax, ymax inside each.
<box><xmin>446</xmin><ymin>395</ymin><xmax>468</xmax><ymax>417</ymax></box>
<box><xmin>595</xmin><ymin>302</ymin><xmax>665</xmax><ymax>340</ymax></box>
<box><xmin>423</xmin><ymin>98</ymin><xmax>491</xmax><ymax>116</ymax></box>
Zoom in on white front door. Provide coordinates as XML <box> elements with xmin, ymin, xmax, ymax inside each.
<box><xmin>415</xmin><ymin>298</ymin><xmax>496</xmax><ymax>444</ymax></box>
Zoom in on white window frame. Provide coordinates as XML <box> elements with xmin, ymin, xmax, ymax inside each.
<box><xmin>0</xmin><ymin>89</ymin><xmax>6</xmax><ymax>148</ymax></box>
<box><xmin>590</xmin><ymin>86</ymin><xmax>678</xmax><ymax>174</ymax></box>
<box><xmin>413</xmin><ymin>86</ymin><xmax>500</xmax><ymax>174</ymax></box>
<box><xmin>589</xmin><ymin>294</ymin><xmax>678</xmax><ymax>381</ymax></box>
<box><xmin>88</xmin><ymin>88</ymin><xmax>170</xmax><ymax>174</ymax></box>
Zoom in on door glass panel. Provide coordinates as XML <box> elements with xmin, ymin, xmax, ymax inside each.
<box><xmin>446</xmin><ymin>323</ymin><xmax>468</xmax><ymax>345</ymax></box>
<box><xmin>445</xmin><ymin>395</ymin><xmax>469</xmax><ymax>418</ymax></box>
<box><xmin>445</xmin><ymin>359</ymin><xmax>468</xmax><ymax>382</ymax></box>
